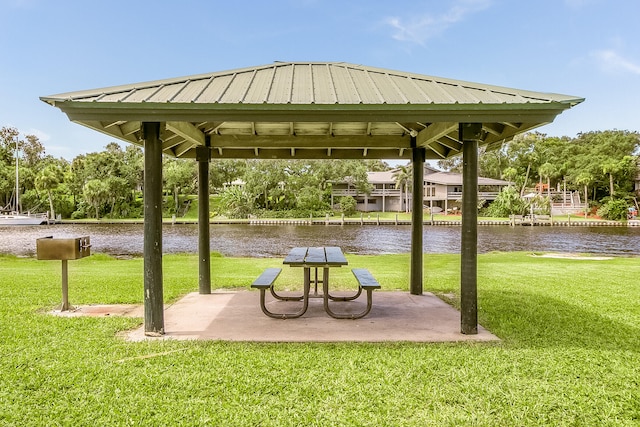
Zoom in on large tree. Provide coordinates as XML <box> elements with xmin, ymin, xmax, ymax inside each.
<box><xmin>569</xmin><ymin>130</ymin><xmax>639</xmax><ymax>200</ymax></box>
<box><xmin>83</xmin><ymin>179</ymin><xmax>110</xmax><ymax>219</ymax></box>
<box><xmin>34</xmin><ymin>164</ymin><xmax>62</xmax><ymax>219</ymax></box>
<box><xmin>163</xmin><ymin>158</ymin><xmax>197</xmax><ymax>215</ymax></box>
<box><xmin>219</xmin><ymin>159</ymin><xmax>373</xmax><ymax>216</ymax></box>
<box><xmin>209</xmin><ymin>159</ymin><xmax>246</xmax><ymax>192</ymax></box>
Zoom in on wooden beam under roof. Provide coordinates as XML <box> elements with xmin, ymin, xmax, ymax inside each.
<box><xmin>205</xmin><ymin>122</ymin><xmax>226</xmax><ymax>134</ymax></box>
<box><xmin>428</xmin><ymin>142</ymin><xmax>448</xmax><ymax>159</ymax></box>
<box><xmin>482</xmin><ymin>123</ymin><xmax>505</xmax><ymax>137</ymax></box>
<box><xmin>120</xmin><ymin>121</ymin><xmax>142</xmax><ymax>136</ymax></box>
<box><xmin>175</xmin><ymin>144</ymin><xmax>497</xmax><ymax>160</ymax></box>
<box><xmin>166</xmin><ymin>121</ymin><xmax>205</xmax><ymax>146</ymax></box>
<box><xmin>82</xmin><ymin>120</ymin><xmax>127</xmax><ymax>140</ymax></box>
<box><xmin>179</xmin><ymin>147</ymin><xmax>413</xmax><ymax>160</ymax></box>
<box><xmin>208</xmin><ymin>134</ymin><xmax>412</xmax><ymax>148</ymax></box>
<box><xmin>394</xmin><ymin>122</ymin><xmax>417</xmax><ymax>136</ymax></box>
<box><xmin>174</xmin><ymin>141</ymin><xmax>195</xmax><ymax>157</ymax></box>
<box><xmin>178</xmin><ymin>147</ymin><xmax>458</xmax><ymax>160</ymax></box>
<box><xmin>502</xmin><ymin>122</ymin><xmax>521</xmax><ymax>129</ymax></box>
<box><xmin>104</xmin><ymin>120</ymin><xmax>126</xmax><ymax>128</ymax></box>
<box><xmin>437</xmin><ymin>137</ymin><xmax>463</xmax><ymax>152</ymax></box>
<box><xmin>161</xmin><ymin>135</ymin><xmax>182</xmax><ymax>151</ymax></box>
<box><xmin>416</xmin><ymin>122</ymin><xmax>458</xmax><ymax>147</ymax></box>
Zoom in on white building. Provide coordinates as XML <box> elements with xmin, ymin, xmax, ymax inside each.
<box><xmin>331</xmin><ymin>165</ymin><xmax>510</xmax><ymax>213</ymax></box>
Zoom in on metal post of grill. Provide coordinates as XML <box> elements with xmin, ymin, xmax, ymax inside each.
<box><xmin>36</xmin><ymin>236</ymin><xmax>91</xmax><ymax>311</ymax></box>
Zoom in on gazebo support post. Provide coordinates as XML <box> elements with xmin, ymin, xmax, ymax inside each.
<box><xmin>410</xmin><ymin>145</ymin><xmax>425</xmax><ymax>295</ymax></box>
<box><xmin>460</xmin><ymin>123</ymin><xmax>483</xmax><ymax>334</ymax></box>
<box><xmin>142</xmin><ymin>122</ymin><xmax>164</xmax><ymax>335</ymax></box>
<box><xmin>197</xmin><ymin>147</ymin><xmax>211</xmax><ymax>294</ymax></box>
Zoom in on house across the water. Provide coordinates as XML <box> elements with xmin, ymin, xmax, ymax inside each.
<box><xmin>331</xmin><ymin>165</ymin><xmax>510</xmax><ymax>213</ymax></box>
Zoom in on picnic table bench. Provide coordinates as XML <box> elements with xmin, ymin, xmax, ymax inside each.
<box><xmin>251</xmin><ymin>267</ymin><xmax>309</xmax><ymax>319</ymax></box>
<box><xmin>326</xmin><ymin>268</ymin><xmax>380</xmax><ymax>319</ymax></box>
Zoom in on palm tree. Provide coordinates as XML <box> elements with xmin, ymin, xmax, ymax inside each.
<box><xmin>538</xmin><ymin>162</ymin><xmax>555</xmax><ymax>199</ymax></box>
<box><xmin>575</xmin><ymin>171</ymin><xmax>595</xmax><ymax>217</ymax></box>
<box><xmin>392</xmin><ymin>164</ymin><xmax>412</xmax><ymax>213</ymax></box>
<box><xmin>35</xmin><ymin>165</ymin><xmax>61</xmax><ymax>219</ymax></box>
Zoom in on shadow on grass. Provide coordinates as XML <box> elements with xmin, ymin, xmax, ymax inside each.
<box><xmin>480</xmin><ymin>289</ymin><xmax>640</xmax><ymax>352</ymax></box>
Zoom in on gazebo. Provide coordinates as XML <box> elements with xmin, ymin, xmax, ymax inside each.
<box><xmin>41</xmin><ymin>61</ymin><xmax>583</xmax><ymax>336</ymax></box>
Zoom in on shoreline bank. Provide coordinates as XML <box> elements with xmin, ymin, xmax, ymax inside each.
<box><xmin>56</xmin><ymin>218</ymin><xmax>640</xmax><ymax>227</ymax></box>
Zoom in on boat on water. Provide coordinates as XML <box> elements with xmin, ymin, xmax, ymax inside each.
<box><xmin>0</xmin><ymin>133</ymin><xmax>49</xmax><ymax>226</ymax></box>
<box><xmin>0</xmin><ymin>211</ymin><xmax>49</xmax><ymax>226</ymax></box>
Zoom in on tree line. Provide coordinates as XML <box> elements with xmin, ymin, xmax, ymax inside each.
<box><xmin>1</xmin><ymin>126</ymin><xmax>638</xmax><ymax>220</ymax></box>
<box><xmin>438</xmin><ymin>130</ymin><xmax>640</xmax><ymax>219</ymax></box>
<box><xmin>0</xmin><ymin>126</ymin><xmax>386</xmax><ymax>219</ymax></box>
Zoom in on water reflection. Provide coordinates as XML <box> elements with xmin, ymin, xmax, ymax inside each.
<box><xmin>1</xmin><ymin>223</ymin><xmax>638</xmax><ymax>257</ymax></box>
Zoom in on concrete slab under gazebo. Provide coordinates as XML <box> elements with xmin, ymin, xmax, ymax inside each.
<box><xmin>41</xmin><ymin>61</ymin><xmax>583</xmax><ymax>337</ymax></box>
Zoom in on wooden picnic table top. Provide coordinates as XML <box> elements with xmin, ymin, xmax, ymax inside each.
<box><xmin>283</xmin><ymin>246</ymin><xmax>348</xmax><ymax>267</ymax></box>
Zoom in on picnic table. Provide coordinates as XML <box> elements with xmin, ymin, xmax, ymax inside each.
<box><xmin>251</xmin><ymin>246</ymin><xmax>380</xmax><ymax>319</ymax></box>
<box><xmin>283</xmin><ymin>246</ymin><xmax>348</xmax><ymax>298</ymax></box>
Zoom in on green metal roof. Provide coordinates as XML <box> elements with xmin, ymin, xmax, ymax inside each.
<box><xmin>41</xmin><ymin>61</ymin><xmax>584</xmax><ymax>160</ymax></box>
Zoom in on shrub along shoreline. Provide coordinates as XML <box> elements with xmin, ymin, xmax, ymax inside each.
<box><xmin>1</xmin><ymin>251</ymin><xmax>638</xmax><ymax>425</ymax></box>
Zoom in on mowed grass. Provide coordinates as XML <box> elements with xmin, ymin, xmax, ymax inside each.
<box><xmin>0</xmin><ymin>251</ymin><xmax>639</xmax><ymax>426</ymax></box>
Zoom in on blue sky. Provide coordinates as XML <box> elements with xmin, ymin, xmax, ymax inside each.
<box><xmin>1</xmin><ymin>0</ymin><xmax>638</xmax><ymax>160</ymax></box>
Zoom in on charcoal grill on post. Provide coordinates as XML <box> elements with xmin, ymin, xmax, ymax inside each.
<box><xmin>36</xmin><ymin>236</ymin><xmax>91</xmax><ymax>311</ymax></box>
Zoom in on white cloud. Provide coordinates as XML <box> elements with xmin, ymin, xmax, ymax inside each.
<box><xmin>592</xmin><ymin>50</ymin><xmax>640</xmax><ymax>75</ymax></box>
<box><xmin>386</xmin><ymin>0</ymin><xmax>492</xmax><ymax>45</ymax></box>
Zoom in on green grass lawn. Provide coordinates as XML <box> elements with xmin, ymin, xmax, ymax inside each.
<box><xmin>1</xmin><ymin>252</ymin><xmax>639</xmax><ymax>426</ymax></box>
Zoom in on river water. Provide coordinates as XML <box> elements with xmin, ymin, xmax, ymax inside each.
<box><xmin>1</xmin><ymin>223</ymin><xmax>638</xmax><ymax>258</ymax></box>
